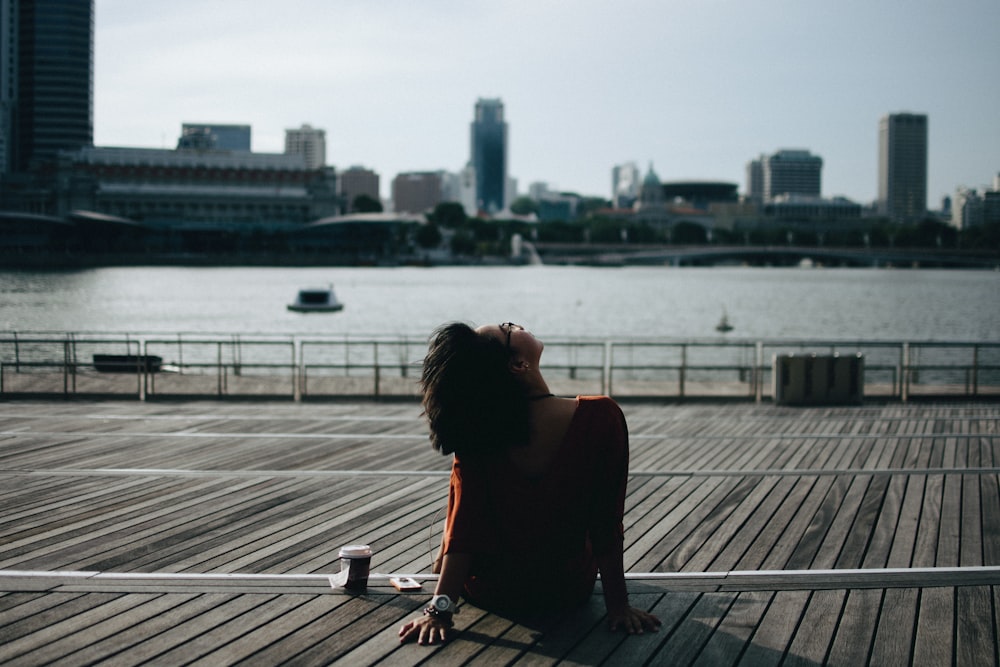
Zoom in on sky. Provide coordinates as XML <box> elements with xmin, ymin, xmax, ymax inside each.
<box><xmin>94</xmin><ymin>0</ymin><xmax>1000</xmax><ymax>206</ymax></box>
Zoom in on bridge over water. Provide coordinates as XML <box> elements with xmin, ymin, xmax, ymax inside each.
<box><xmin>533</xmin><ymin>243</ymin><xmax>1000</xmax><ymax>269</ymax></box>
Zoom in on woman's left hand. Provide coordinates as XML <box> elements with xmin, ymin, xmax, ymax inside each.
<box><xmin>398</xmin><ymin>614</ymin><xmax>453</xmax><ymax>645</ymax></box>
<box><xmin>607</xmin><ymin>606</ymin><xmax>662</xmax><ymax>634</ymax></box>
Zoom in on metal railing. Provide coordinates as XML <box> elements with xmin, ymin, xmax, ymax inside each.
<box><xmin>1</xmin><ymin>331</ymin><xmax>997</xmax><ymax>402</ymax></box>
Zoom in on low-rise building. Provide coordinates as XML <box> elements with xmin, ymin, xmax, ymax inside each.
<box><xmin>54</xmin><ymin>145</ymin><xmax>339</xmax><ymax>229</ymax></box>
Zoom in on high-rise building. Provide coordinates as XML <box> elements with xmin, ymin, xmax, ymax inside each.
<box><xmin>745</xmin><ymin>155</ymin><xmax>766</xmax><ymax>202</ymax></box>
<box><xmin>338</xmin><ymin>166</ymin><xmax>380</xmax><ymax>212</ymax></box>
<box><xmin>1</xmin><ymin>0</ymin><xmax>94</xmax><ymax>176</ymax></box>
<box><xmin>470</xmin><ymin>98</ymin><xmax>507</xmax><ymax>214</ymax></box>
<box><xmin>763</xmin><ymin>150</ymin><xmax>822</xmax><ymax>201</ymax></box>
<box><xmin>878</xmin><ymin>112</ymin><xmax>928</xmax><ymax>222</ymax></box>
<box><xmin>285</xmin><ymin>124</ymin><xmax>326</xmax><ymax>170</ymax></box>
<box><xmin>179</xmin><ymin>123</ymin><xmax>251</xmax><ymax>151</ymax></box>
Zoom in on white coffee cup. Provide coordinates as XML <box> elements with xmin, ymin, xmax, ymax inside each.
<box><xmin>339</xmin><ymin>544</ymin><xmax>372</xmax><ymax>591</ymax></box>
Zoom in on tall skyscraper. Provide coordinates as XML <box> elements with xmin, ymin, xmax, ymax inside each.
<box><xmin>470</xmin><ymin>98</ymin><xmax>507</xmax><ymax>214</ymax></box>
<box><xmin>1</xmin><ymin>0</ymin><xmax>94</xmax><ymax>175</ymax></box>
<box><xmin>285</xmin><ymin>124</ymin><xmax>326</xmax><ymax>169</ymax></box>
<box><xmin>878</xmin><ymin>112</ymin><xmax>928</xmax><ymax>222</ymax></box>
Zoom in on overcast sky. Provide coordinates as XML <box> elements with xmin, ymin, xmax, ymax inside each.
<box><xmin>94</xmin><ymin>0</ymin><xmax>999</xmax><ymax>206</ymax></box>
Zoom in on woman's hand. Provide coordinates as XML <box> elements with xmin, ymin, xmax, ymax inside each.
<box><xmin>607</xmin><ymin>606</ymin><xmax>662</xmax><ymax>634</ymax></box>
<box><xmin>398</xmin><ymin>614</ymin><xmax>453</xmax><ymax>645</ymax></box>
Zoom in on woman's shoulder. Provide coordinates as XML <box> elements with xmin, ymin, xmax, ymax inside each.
<box><xmin>576</xmin><ymin>395</ymin><xmax>623</xmax><ymax>414</ymax></box>
<box><xmin>574</xmin><ymin>395</ymin><xmax>626</xmax><ymax>428</ymax></box>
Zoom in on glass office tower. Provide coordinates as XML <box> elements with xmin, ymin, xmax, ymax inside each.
<box><xmin>470</xmin><ymin>98</ymin><xmax>507</xmax><ymax>215</ymax></box>
<box><xmin>8</xmin><ymin>0</ymin><xmax>94</xmax><ymax>173</ymax></box>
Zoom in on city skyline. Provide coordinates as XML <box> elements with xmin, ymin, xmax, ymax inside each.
<box><xmin>92</xmin><ymin>1</ymin><xmax>999</xmax><ymax>206</ymax></box>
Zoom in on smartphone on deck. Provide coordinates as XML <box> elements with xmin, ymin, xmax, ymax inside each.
<box><xmin>390</xmin><ymin>576</ymin><xmax>422</xmax><ymax>591</ymax></box>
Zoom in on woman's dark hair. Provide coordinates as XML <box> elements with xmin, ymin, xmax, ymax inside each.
<box><xmin>420</xmin><ymin>322</ymin><xmax>530</xmax><ymax>457</ymax></box>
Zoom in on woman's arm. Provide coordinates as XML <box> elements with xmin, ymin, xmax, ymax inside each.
<box><xmin>595</xmin><ymin>550</ymin><xmax>661</xmax><ymax>634</ymax></box>
<box><xmin>398</xmin><ymin>553</ymin><xmax>471</xmax><ymax>645</ymax></box>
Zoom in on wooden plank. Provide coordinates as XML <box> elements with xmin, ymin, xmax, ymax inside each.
<box><xmin>690</xmin><ymin>590</ymin><xmax>772</xmax><ymax>667</ymax></box>
<box><xmin>756</xmin><ymin>476</ymin><xmax>830</xmax><ymax>570</ymax></box>
<box><xmin>192</xmin><ymin>595</ymin><xmax>412</xmax><ymax>666</ymax></box>
<box><xmin>955</xmin><ymin>585</ymin><xmax>997</xmax><ymax>666</ymax></box>
<box><xmin>679</xmin><ymin>476</ymin><xmax>784</xmax><ymax>572</ymax></box>
<box><xmin>825</xmin><ymin>588</ymin><xmax>882</xmax><ymax>665</ymax></box>
<box><xmin>782</xmin><ymin>589</ymin><xmax>845</xmax><ymax>665</ymax></box>
<box><xmin>7</xmin><ymin>593</ymin><xmax>190</xmax><ymax>665</ymax></box>
<box><xmin>108</xmin><ymin>594</ymin><xmax>282</xmax><ymax>664</ymax></box>
<box><xmin>869</xmin><ymin>587</ymin><xmax>918</xmax><ymax>666</ymax></box>
<box><xmin>646</xmin><ymin>591</ymin><xmax>738</xmax><ymax>665</ymax></box>
<box><xmin>699</xmin><ymin>476</ymin><xmax>795</xmax><ymax>571</ymax></box>
<box><xmin>738</xmin><ymin>590</ymin><xmax>810</xmax><ymax>667</ymax></box>
<box><xmin>835</xmin><ymin>475</ymin><xmax>889</xmax><ymax>568</ymax></box>
<box><xmin>982</xmin><ymin>475</ymin><xmax>1000</xmax><ymax>565</ymax></box>
<box><xmin>962</xmin><ymin>473</ymin><xmax>984</xmax><ymax>567</ymax></box>
<box><xmin>860</xmin><ymin>474</ymin><xmax>908</xmax><ymax>568</ymax></box>
<box><xmin>912</xmin><ymin>587</ymin><xmax>953</xmax><ymax>665</ymax></box>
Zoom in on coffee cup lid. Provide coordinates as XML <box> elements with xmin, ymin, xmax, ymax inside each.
<box><xmin>339</xmin><ymin>544</ymin><xmax>372</xmax><ymax>558</ymax></box>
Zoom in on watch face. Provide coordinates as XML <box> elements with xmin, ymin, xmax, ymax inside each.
<box><xmin>433</xmin><ymin>596</ymin><xmax>451</xmax><ymax>611</ymax></box>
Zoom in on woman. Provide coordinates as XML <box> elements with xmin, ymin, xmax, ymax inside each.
<box><xmin>399</xmin><ymin>322</ymin><xmax>661</xmax><ymax>645</ymax></box>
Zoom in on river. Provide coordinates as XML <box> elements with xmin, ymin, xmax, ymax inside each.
<box><xmin>0</xmin><ymin>265</ymin><xmax>997</xmax><ymax>342</ymax></box>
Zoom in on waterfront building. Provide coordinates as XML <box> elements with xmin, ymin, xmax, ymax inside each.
<box><xmin>53</xmin><ymin>145</ymin><xmax>339</xmax><ymax>227</ymax></box>
<box><xmin>953</xmin><ymin>186</ymin><xmax>1000</xmax><ymax>229</ymax></box>
<box><xmin>878</xmin><ymin>112</ymin><xmax>928</xmax><ymax>222</ymax></box>
<box><xmin>284</xmin><ymin>124</ymin><xmax>326</xmax><ymax>170</ymax></box>
<box><xmin>763</xmin><ymin>194</ymin><xmax>862</xmax><ymax>222</ymax></box>
<box><xmin>1</xmin><ymin>0</ymin><xmax>94</xmax><ymax>176</ymax></box>
<box><xmin>986</xmin><ymin>191</ymin><xmax>1000</xmax><ymax>227</ymax></box>
<box><xmin>470</xmin><ymin>98</ymin><xmax>508</xmax><ymax>215</ymax></box>
<box><xmin>662</xmin><ymin>181</ymin><xmax>739</xmax><ymax>210</ymax></box>
<box><xmin>762</xmin><ymin>150</ymin><xmax>822</xmax><ymax>201</ymax></box>
<box><xmin>612</xmin><ymin>162</ymin><xmax>641</xmax><ymax>208</ymax></box>
<box><xmin>632</xmin><ymin>163</ymin><xmax>672</xmax><ymax>228</ymax></box>
<box><xmin>179</xmin><ymin>124</ymin><xmax>251</xmax><ymax>151</ymax></box>
<box><xmin>391</xmin><ymin>171</ymin><xmax>443</xmax><ymax>214</ymax></box>
<box><xmin>338</xmin><ymin>166</ymin><xmax>381</xmax><ymax>212</ymax></box>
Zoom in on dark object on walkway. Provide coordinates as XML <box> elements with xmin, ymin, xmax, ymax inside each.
<box><xmin>93</xmin><ymin>354</ymin><xmax>163</xmax><ymax>373</ymax></box>
<box><xmin>774</xmin><ymin>353</ymin><xmax>864</xmax><ymax>405</ymax></box>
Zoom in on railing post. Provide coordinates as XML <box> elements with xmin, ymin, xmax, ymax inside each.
<box><xmin>217</xmin><ymin>342</ymin><xmax>224</xmax><ymax>396</ymax></box>
<box><xmin>679</xmin><ymin>344</ymin><xmax>687</xmax><ymax>398</ymax></box>
<box><xmin>972</xmin><ymin>345</ymin><xmax>979</xmax><ymax>397</ymax></box>
<box><xmin>292</xmin><ymin>340</ymin><xmax>300</xmax><ymax>401</ymax></box>
<box><xmin>605</xmin><ymin>341</ymin><xmax>613</xmax><ymax>397</ymax></box>
<box><xmin>901</xmin><ymin>342</ymin><xmax>910</xmax><ymax>402</ymax></box>
<box><xmin>755</xmin><ymin>341</ymin><xmax>764</xmax><ymax>403</ymax></box>
<box><xmin>140</xmin><ymin>340</ymin><xmax>148</xmax><ymax>401</ymax></box>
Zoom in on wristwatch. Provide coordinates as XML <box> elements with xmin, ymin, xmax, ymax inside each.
<box><xmin>429</xmin><ymin>594</ymin><xmax>459</xmax><ymax>615</ymax></box>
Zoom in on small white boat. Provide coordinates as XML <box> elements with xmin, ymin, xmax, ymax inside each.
<box><xmin>287</xmin><ymin>286</ymin><xmax>344</xmax><ymax>312</ymax></box>
<box><xmin>715</xmin><ymin>310</ymin><xmax>734</xmax><ymax>333</ymax></box>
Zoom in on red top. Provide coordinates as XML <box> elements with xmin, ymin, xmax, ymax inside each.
<box><xmin>442</xmin><ymin>396</ymin><xmax>629</xmax><ymax>613</ymax></box>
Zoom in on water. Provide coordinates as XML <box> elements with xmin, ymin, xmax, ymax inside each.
<box><xmin>0</xmin><ymin>266</ymin><xmax>997</xmax><ymax>342</ymax></box>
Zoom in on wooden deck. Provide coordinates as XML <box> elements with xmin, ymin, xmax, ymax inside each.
<box><xmin>0</xmin><ymin>398</ymin><xmax>998</xmax><ymax>665</ymax></box>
